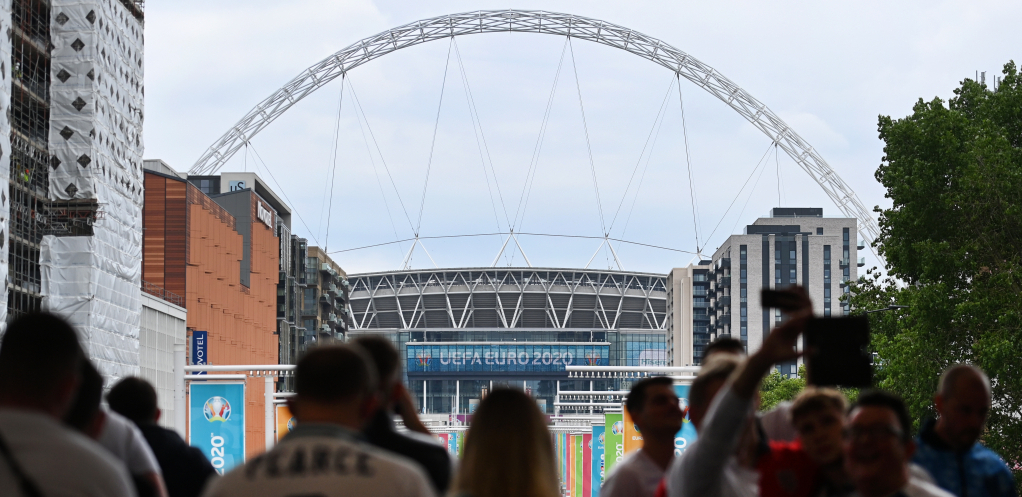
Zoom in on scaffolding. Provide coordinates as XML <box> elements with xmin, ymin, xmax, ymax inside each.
<box><xmin>7</xmin><ymin>0</ymin><xmax>52</xmax><ymax>320</ymax></box>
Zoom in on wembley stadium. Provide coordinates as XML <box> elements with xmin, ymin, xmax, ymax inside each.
<box><xmin>346</xmin><ymin>267</ymin><xmax>670</xmax><ymax>416</ymax></box>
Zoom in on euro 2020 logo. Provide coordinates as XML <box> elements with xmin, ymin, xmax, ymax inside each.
<box><xmin>203</xmin><ymin>396</ymin><xmax>231</xmax><ymax>422</ymax></box>
<box><xmin>287</xmin><ymin>417</ymin><xmax>296</xmax><ymax>432</ymax></box>
<box><xmin>611</xmin><ymin>420</ymin><xmax>624</xmax><ymax>435</ymax></box>
<box><xmin>598</xmin><ymin>432</ymin><xmax>605</xmax><ymax>445</ymax></box>
<box><xmin>679</xmin><ymin>397</ymin><xmax>691</xmax><ymax>423</ymax></box>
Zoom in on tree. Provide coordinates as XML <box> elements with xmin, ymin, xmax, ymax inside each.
<box><xmin>850</xmin><ymin>61</ymin><xmax>1022</xmax><ymax>478</ymax></box>
<box><xmin>760</xmin><ymin>367</ymin><xmax>806</xmax><ymax>411</ymax></box>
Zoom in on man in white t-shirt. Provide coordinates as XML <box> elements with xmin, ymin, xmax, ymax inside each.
<box><xmin>0</xmin><ymin>312</ymin><xmax>136</xmax><ymax>497</ymax></box>
<box><xmin>601</xmin><ymin>376</ymin><xmax>685</xmax><ymax>497</ymax></box>
<box><xmin>64</xmin><ymin>359</ymin><xmax>167</xmax><ymax>497</ymax></box>
<box><xmin>201</xmin><ymin>344</ymin><xmax>436</xmax><ymax>497</ymax></box>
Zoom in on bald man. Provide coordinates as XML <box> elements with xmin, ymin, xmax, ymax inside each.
<box><xmin>913</xmin><ymin>364</ymin><xmax>1016</xmax><ymax>497</ymax></box>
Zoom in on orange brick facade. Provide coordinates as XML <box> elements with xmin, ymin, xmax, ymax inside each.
<box><xmin>144</xmin><ymin>171</ymin><xmax>279</xmax><ymax>457</ymax></box>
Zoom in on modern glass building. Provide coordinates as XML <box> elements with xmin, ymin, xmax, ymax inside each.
<box><xmin>346</xmin><ymin>268</ymin><xmax>668</xmax><ymax>415</ymax></box>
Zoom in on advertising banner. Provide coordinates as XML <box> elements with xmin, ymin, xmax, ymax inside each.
<box><xmin>435</xmin><ymin>433</ymin><xmax>449</xmax><ymax>448</ymax></box>
<box><xmin>568</xmin><ymin>435</ymin><xmax>576</xmax><ymax>497</ymax></box>
<box><xmin>623</xmin><ymin>407</ymin><xmax>643</xmax><ymax>454</ymax></box>
<box><xmin>406</xmin><ymin>343</ymin><xmax>609</xmax><ymax>375</ymax></box>
<box><xmin>591</xmin><ymin>425</ymin><xmax>605</xmax><ymax>495</ymax></box>
<box><xmin>275</xmin><ymin>404</ymin><xmax>295</xmax><ymax>442</ymax></box>
<box><xmin>582</xmin><ymin>434</ymin><xmax>592</xmax><ymax>497</ymax></box>
<box><xmin>190</xmin><ymin>382</ymin><xmax>245</xmax><ymax>474</ymax></box>
<box><xmin>191</xmin><ymin>330</ymin><xmax>207</xmax><ymax>374</ymax></box>
<box><xmin>604</xmin><ymin>413</ymin><xmax>624</xmax><ymax>476</ymax></box>
<box><xmin>447</xmin><ymin>433</ymin><xmax>457</xmax><ymax>455</ymax></box>
<box><xmin>574</xmin><ymin>435</ymin><xmax>584</xmax><ymax>497</ymax></box>
<box><xmin>673</xmin><ymin>384</ymin><xmax>698</xmax><ymax>455</ymax></box>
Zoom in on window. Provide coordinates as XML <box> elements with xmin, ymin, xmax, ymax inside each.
<box><xmin>824</xmin><ymin>288</ymin><xmax>831</xmax><ymax>297</ymax></box>
<box><xmin>775</xmin><ymin>250</ymin><xmax>781</xmax><ymax>263</ymax></box>
<box><xmin>824</xmin><ymin>269</ymin><xmax>831</xmax><ymax>279</ymax></box>
<box><xmin>694</xmin><ymin>273</ymin><xmax>707</xmax><ymax>282</ymax></box>
<box><xmin>740</xmin><ymin>246</ymin><xmax>747</xmax><ymax>259</ymax></box>
<box><xmin>741</xmin><ymin>269</ymin><xmax>747</xmax><ymax>278</ymax></box>
<box><xmin>740</xmin><ymin>308</ymin><xmax>747</xmax><ymax>317</ymax></box>
<box><xmin>789</xmin><ymin>250</ymin><xmax>796</xmax><ymax>261</ymax></box>
<box><xmin>740</xmin><ymin>288</ymin><xmax>747</xmax><ymax>297</ymax></box>
<box><xmin>843</xmin><ymin>228</ymin><xmax>850</xmax><ymax>241</ymax></box>
<box><xmin>817</xmin><ymin>228</ymin><xmax>823</xmax><ymax>235</ymax></box>
<box><xmin>789</xmin><ymin>268</ymin><xmax>797</xmax><ymax>280</ymax></box>
<box><xmin>824</xmin><ymin>308</ymin><xmax>831</xmax><ymax>316</ymax></box>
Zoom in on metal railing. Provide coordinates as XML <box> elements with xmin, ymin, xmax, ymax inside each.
<box><xmin>142</xmin><ymin>280</ymin><xmax>184</xmax><ymax>307</ymax></box>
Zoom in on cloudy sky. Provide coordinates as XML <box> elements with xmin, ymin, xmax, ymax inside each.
<box><xmin>144</xmin><ymin>0</ymin><xmax>1019</xmax><ymax>274</ymax></box>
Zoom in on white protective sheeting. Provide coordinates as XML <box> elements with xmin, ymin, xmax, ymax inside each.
<box><xmin>42</xmin><ymin>0</ymin><xmax>143</xmax><ymax>381</ymax></box>
<box><xmin>0</xmin><ymin>0</ymin><xmax>12</xmax><ymax>326</ymax></box>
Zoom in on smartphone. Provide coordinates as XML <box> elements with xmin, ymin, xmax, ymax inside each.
<box><xmin>761</xmin><ymin>288</ymin><xmax>804</xmax><ymax>312</ymax></box>
<box><xmin>804</xmin><ymin>316</ymin><xmax>872</xmax><ymax>388</ymax></box>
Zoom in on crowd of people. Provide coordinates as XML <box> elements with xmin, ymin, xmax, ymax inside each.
<box><xmin>0</xmin><ymin>286</ymin><xmax>1016</xmax><ymax>497</ymax></box>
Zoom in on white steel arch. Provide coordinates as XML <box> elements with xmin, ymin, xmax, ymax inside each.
<box><xmin>189</xmin><ymin>9</ymin><xmax>881</xmax><ymax>251</ymax></box>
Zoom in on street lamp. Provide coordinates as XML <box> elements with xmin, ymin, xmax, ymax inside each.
<box><xmin>864</xmin><ymin>305</ymin><xmax>909</xmax><ymax>314</ymax></box>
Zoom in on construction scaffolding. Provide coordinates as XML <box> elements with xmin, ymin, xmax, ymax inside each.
<box><xmin>6</xmin><ymin>0</ymin><xmax>53</xmax><ymax>321</ymax></box>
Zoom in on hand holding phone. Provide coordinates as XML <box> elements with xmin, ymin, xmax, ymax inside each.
<box><xmin>804</xmin><ymin>316</ymin><xmax>872</xmax><ymax>388</ymax></box>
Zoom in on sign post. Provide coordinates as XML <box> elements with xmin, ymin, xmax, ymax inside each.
<box><xmin>189</xmin><ymin>382</ymin><xmax>246</xmax><ymax>474</ymax></box>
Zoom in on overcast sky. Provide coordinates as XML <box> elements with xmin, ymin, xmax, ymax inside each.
<box><xmin>144</xmin><ymin>0</ymin><xmax>1019</xmax><ymax>275</ymax></box>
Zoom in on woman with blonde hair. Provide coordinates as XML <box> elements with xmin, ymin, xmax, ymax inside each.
<box><xmin>452</xmin><ymin>388</ymin><xmax>559</xmax><ymax>497</ymax></box>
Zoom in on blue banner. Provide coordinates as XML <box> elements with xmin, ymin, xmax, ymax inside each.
<box><xmin>190</xmin><ymin>382</ymin><xmax>245</xmax><ymax>474</ymax></box>
<box><xmin>191</xmin><ymin>331</ymin><xmax>207</xmax><ymax>375</ymax></box>
<box><xmin>673</xmin><ymin>385</ymin><xmax>697</xmax><ymax>455</ymax></box>
<box><xmin>592</xmin><ymin>425</ymin><xmax>605</xmax><ymax>496</ymax></box>
<box><xmin>406</xmin><ymin>343</ymin><xmax>608</xmax><ymax>374</ymax></box>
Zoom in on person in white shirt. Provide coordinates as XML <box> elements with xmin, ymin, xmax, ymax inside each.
<box><xmin>844</xmin><ymin>391</ymin><xmax>953</xmax><ymax>497</ymax></box>
<box><xmin>666</xmin><ymin>286</ymin><xmax>813</xmax><ymax>497</ymax></box>
<box><xmin>0</xmin><ymin>312</ymin><xmax>136</xmax><ymax>497</ymax></box>
<box><xmin>64</xmin><ymin>359</ymin><xmax>167</xmax><ymax>497</ymax></box>
<box><xmin>200</xmin><ymin>344</ymin><xmax>436</xmax><ymax>497</ymax></box>
<box><xmin>601</xmin><ymin>376</ymin><xmax>684</xmax><ymax>497</ymax></box>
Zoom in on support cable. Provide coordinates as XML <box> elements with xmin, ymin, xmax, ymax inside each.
<box><xmin>677</xmin><ymin>74</ymin><xmax>702</xmax><ymax>254</ymax></box>
<box><xmin>318</xmin><ymin>78</ymin><xmax>346</xmax><ymax>244</ymax></box>
<box><xmin>703</xmin><ymin>141</ymin><xmax>775</xmax><ymax>245</ymax></box>
<box><xmin>452</xmin><ymin>38</ymin><xmax>512</xmax><ymax>231</ymax></box>
<box><xmin>347</xmin><ymin>77</ymin><xmax>406</xmax><ymax>258</ymax></box>
<box><xmin>347</xmin><ymin>78</ymin><xmax>416</xmax><ymax>233</ymax></box>
<box><xmin>609</xmin><ymin>75</ymin><xmax>676</xmax><ymax>233</ymax></box>
<box><xmin>514</xmin><ymin>37</ymin><xmax>569</xmax><ymax>231</ymax></box>
<box><xmin>619</xmin><ymin>84</ymin><xmax>673</xmax><ymax>239</ymax></box>
<box><xmin>414</xmin><ymin>37</ymin><xmax>455</xmax><ymax>236</ymax></box>
<box><xmin>246</xmin><ymin>143</ymin><xmax>321</xmax><ymax>247</ymax></box>
<box><xmin>328</xmin><ymin>231</ymin><xmax>699</xmax><ymax>256</ymax></box>
<box><xmin>729</xmin><ymin>146</ymin><xmax>774</xmax><ymax>237</ymax></box>
<box><xmin>567</xmin><ymin>37</ymin><xmax>608</xmax><ymax>236</ymax></box>
<box><xmin>323</xmin><ymin>73</ymin><xmax>345</xmax><ymax>252</ymax></box>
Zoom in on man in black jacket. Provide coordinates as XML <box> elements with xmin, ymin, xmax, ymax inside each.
<box><xmin>107</xmin><ymin>377</ymin><xmax>217</xmax><ymax>497</ymax></box>
<box><xmin>353</xmin><ymin>336</ymin><xmax>453</xmax><ymax>494</ymax></box>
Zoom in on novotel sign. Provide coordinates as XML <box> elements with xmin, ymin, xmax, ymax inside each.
<box><xmin>256</xmin><ymin>202</ymin><xmax>273</xmax><ymax>228</ymax></box>
<box><xmin>405</xmin><ymin>342</ymin><xmax>609</xmax><ymax>376</ymax></box>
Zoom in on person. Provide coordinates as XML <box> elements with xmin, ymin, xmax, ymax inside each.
<box><xmin>666</xmin><ymin>286</ymin><xmax>813</xmax><ymax>497</ymax></box>
<box><xmin>783</xmin><ymin>387</ymin><xmax>851</xmax><ymax>497</ymax></box>
<box><xmin>703</xmin><ymin>334</ymin><xmax>796</xmax><ymax>442</ymax></box>
<box><xmin>913</xmin><ymin>365</ymin><xmax>1016</xmax><ymax>497</ymax></box>
<box><xmin>602</xmin><ymin>377</ymin><xmax>685</xmax><ymax>497</ymax></box>
<box><xmin>64</xmin><ymin>361</ymin><xmax>167</xmax><ymax>497</ymax></box>
<box><xmin>200</xmin><ymin>344</ymin><xmax>436</xmax><ymax>497</ymax></box>
<box><xmin>353</xmin><ymin>336</ymin><xmax>453</xmax><ymax>494</ymax></box>
<box><xmin>844</xmin><ymin>390</ymin><xmax>952</xmax><ymax>497</ymax></box>
<box><xmin>107</xmin><ymin>377</ymin><xmax>218</xmax><ymax>497</ymax></box>
<box><xmin>452</xmin><ymin>388</ymin><xmax>559</xmax><ymax>497</ymax></box>
<box><xmin>703</xmin><ymin>336</ymin><xmax>746</xmax><ymax>359</ymax></box>
<box><xmin>0</xmin><ymin>312</ymin><xmax>135</xmax><ymax>497</ymax></box>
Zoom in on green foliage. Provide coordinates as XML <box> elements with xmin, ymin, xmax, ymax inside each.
<box><xmin>850</xmin><ymin>61</ymin><xmax>1022</xmax><ymax>474</ymax></box>
<box><xmin>759</xmin><ymin>365</ymin><xmax>861</xmax><ymax>412</ymax></box>
<box><xmin>759</xmin><ymin>366</ymin><xmax>806</xmax><ymax>411</ymax></box>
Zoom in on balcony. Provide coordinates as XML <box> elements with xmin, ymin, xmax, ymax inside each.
<box><xmin>718</xmin><ymin>276</ymin><xmax>731</xmax><ymax>287</ymax></box>
<box><xmin>319</xmin><ymin>324</ymin><xmax>332</xmax><ymax>334</ymax></box>
<box><xmin>692</xmin><ymin>301</ymin><xmax>711</xmax><ymax>308</ymax></box>
<box><xmin>857</xmin><ymin>239</ymin><xmax>866</xmax><ymax>250</ymax></box>
<box><xmin>715</xmin><ymin>258</ymin><xmax>731</xmax><ymax>270</ymax></box>
<box><xmin>840</xmin><ymin>259</ymin><xmax>850</xmax><ymax>267</ymax></box>
<box><xmin>857</xmin><ymin>257</ymin><xmax>866</xmax><ymax>267</ymax></box>
<box><xmin>717</xmin><ymin>295</ymin><xmax>731</xmax><ymax>307</ymax></box>
<box><xmin>327</xmin><ymin>282</ymin><xmax>340</xmax><ymax>296</ymax></box>
<box><xmin>320</xmin><ymin>263</ymin><xmax>338</xmax><ymax>279</ymax></box>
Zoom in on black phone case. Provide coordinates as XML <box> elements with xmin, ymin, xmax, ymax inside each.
<box><xmin>804</xmin><ymin>316</ymin><xmax>872</xmax><ymax>388</ymax></box>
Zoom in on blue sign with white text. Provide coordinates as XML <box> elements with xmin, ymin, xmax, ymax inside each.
<box><xmin>192</xmin><ymin>330</ymin><xmax>207</xmax><ymax>375</ymax></box>
<box><xmin>592</xmin><ymin>425</ymin><xmax>605</xmax><ymax>495</ymax></box>
<box><xmin>190</xmin><ymin>382</ymin><xmax>245</xmax><ymax>474</ymax></box>
<box><xmin>674</xmin><ymin>384</ymin><xmax>698</xmax><ymax>455</ymax></box>
<box><xmin>406</xmin><ymin>344</ymin><xmax>609</xmax><ymax>374</ymax></box>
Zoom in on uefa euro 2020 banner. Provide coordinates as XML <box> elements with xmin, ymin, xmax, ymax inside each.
<box><xmin>673</xmin><ymin>384</ymin><xmax>698</xmax><ymax>455</ymax></box>
<box><xmin>603</xmin><ymin>413</ymin><xmax>624</xmax><ymax>476</ymax></box>
<box><xmin>406</xmin><ymin>343</ymin><xmax>609</xmax><ymax>374</ymax></box>
<box><xmin>190</xmin><ymin>382</ymin><xmax>245</xmax><ymax>475</ymax></box>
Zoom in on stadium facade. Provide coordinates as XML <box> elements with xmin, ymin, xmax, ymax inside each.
<box><xmin>346</xmin><ymin>268</ymin><xmax>669</xmax><ymax>415</ymax></box>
